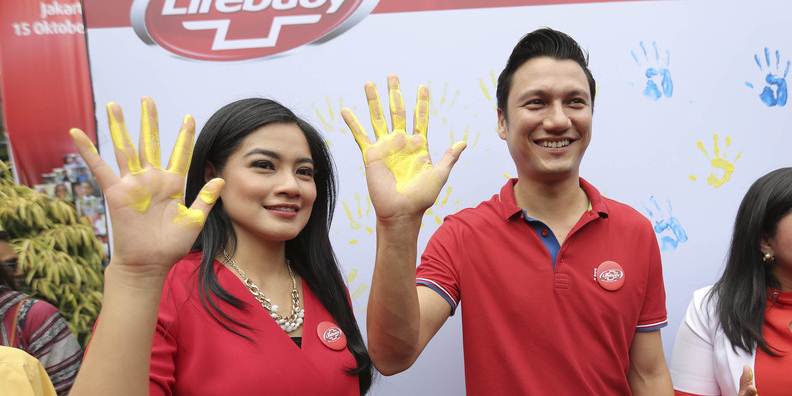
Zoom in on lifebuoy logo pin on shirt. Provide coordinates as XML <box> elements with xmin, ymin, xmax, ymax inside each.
<box><xmin>317</xmin><ymin>321</ymin><xmax>347</xmax><ymax>351</ymax></box>
<box><xmin>593</xmin><ymin>261</ymin><xmax>625</xmax><ymax>291</ymax></box>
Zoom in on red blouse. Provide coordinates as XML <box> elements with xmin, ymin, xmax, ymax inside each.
<box><xmin>674</xmin><ymin>289</ymin><xmax>792</xmax><ymax>396</ymax></box>
<box><xmin>755</xmin><ymin>289</ymin><xmax>792</xmax><ymax>395</ymax></box>
<box><xmin>149</xmin><ymin>252</ymin><xmax>360</xmax><ymax>396</ymax></box>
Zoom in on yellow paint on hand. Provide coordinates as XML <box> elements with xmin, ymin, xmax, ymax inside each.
<box><xmin>196</xmin><ymin>178</ymin><xmax>224</xmax><ymax>205</ymax></box>
<box><xmin>452</xmin><ymin>141</ymin><xmax>467</xmax><ymax>152</ymax></box>
<box><xmin>198</xmin><ymin>188</ymin><xmax>219</xmax><ymax>205</ymax></box>
<box><xmin>365</xmin><ymin>83</ymin><xmax>388</xmax><ymax>138</ymax></box>
<box><xmin>166</xmin><ymin>115</ymin><xmax>195</xmax><ymax>176</ymax></box>
<box><xmin>107</xmin><ymin>102</ymin><xmax>142</xmax><ymax>173</ymax></box>
<box><xmin>69</xmin><ymin>128</ymin><xmax>98</xmax><ymax>154</ymax></box>
<box><xmin>414</xmin><ymin>85</ymin><xmax>429</xmax><ymax>137</ymax></box>
<box><xmin>140</xmin><ymin>98</ymin><xmax>162</xmax><ymax>168</ymax></box>
<box><xmin>380</xmin><ymin>135</ymin><xmax>432</xmax><ymax>193</ymax></box>
<box><xmin>388</xmin><ymin>76</ymin><xmax>407</xmax><ymax>132</ymax></box>
<box><xmin>173</xmin><ymin>203</ymin><xmax>205</xmax><ymax>226</ymax></box>
<box><xmin>127</xmin><ymin>186</ymin><xmax>152</xmax><ymax>213</ymax></box>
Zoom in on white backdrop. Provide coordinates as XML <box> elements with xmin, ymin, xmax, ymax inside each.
<box><xmin>85</xmin><ymin>1</ymin><xmax>792</xmax><ymax>394</ymax></box>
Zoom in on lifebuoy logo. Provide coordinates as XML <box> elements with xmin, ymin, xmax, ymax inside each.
<box><xmin>323</xmin><ymin>327</ymin><xmax>341</xmax><ymax>342</ymax></box>
<box><xmin>598</xmin><ymin>269</ymin><xmax>624</xmax><ymax>283</ymax></box>
<box><xmin>130</xmin><ymin>0</ymin><xmax>378</xmax><ymax>61</ymax></box>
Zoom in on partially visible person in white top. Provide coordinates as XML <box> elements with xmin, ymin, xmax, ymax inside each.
<box><xmin>670</xmin><ymin>167</ymin><xmax>792</xmax><ymax>396</ymax></box>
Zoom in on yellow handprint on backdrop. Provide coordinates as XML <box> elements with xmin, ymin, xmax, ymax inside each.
<box><xmin>427</xmin><ymin>81</ymin><xmax>481</xmax><ymax>150</ymax></box>
<box><xmin>345</xmin><ymin>268</ymin><xmax>369</xmax><ymax>302</ymax></box>
<box><xmin>424</xmin><ymin>186</ymin><xmax>461</xmax><ymax>226</ymax></box>
<box><xmin>342</xmin><ymin>192</ymin><xmax>375</xmax><ymax>245</ymax></box>
<box><xmin>479</xmin><ymin>70</ymin><xmax>498</xmax><ymax>111</ymax></box>
<box><xmin>313</xmin><ymin>96</ymin><xmax>351</xmax><ymax>135</ymax></box>
<box><xmin>689</xmin><ymin>133</ymin><xmax>741</xmax><ymax>188</ymax></box>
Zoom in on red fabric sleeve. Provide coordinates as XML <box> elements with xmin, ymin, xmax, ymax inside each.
<box><xmin>636</xmin><ymin>222</ymin><xmax>668</xmax><ymax>331</ymax></box>
<box><xmin>416</xmin><ymin>217</ymin><xmax>463</xmax><ymax>314</ymax></box>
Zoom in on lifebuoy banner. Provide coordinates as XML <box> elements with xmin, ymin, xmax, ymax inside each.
<box><xmin>0</xmin><ymin>0</ymin><xmax>97</xmax><ymax>186</ymax></box>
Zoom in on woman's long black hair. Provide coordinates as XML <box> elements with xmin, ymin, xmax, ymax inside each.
<box><xmin>711</xmin><ymin>167</ymin><xmax>792</xmax><ymax>355</ymax></box>
<box><xmin>184</xmin><ymin>98</ymin><xmax>372</xmax><ymax>393</ymax></box>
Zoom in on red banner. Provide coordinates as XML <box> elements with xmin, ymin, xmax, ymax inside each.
<box><xmin>83</xmin><ymin>0</ymin><xmax>630</xmax><ymax>28</ymax></box>
<box><xmin>0</xmin><ymin>0</ymin><xmax>97</xmax><ymax>186</ymax></box>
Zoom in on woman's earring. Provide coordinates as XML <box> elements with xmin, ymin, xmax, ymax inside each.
<box><xmin>762</xmin><ymin>251</ymin><xmax>775</xmax><ymax>264</ymax></box>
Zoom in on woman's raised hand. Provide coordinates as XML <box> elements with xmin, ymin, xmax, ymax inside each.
<box><xmin>70</xmin><ymin>98</ymin><xmax>223</xmax><ymax>278</ymax></box>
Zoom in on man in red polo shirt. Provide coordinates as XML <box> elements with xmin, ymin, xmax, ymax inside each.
<box><xmin>341</xmin><ymin>28</ymin><xmax>673</xmax><ymax>395</ymax></box>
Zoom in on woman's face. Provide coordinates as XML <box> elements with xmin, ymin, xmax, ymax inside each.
<box><xmin>765</xmin><ymin>212</ymin><xmax>792</xmax><ymax>284</ymax></box>
<box><xmin>215</xmin><ymin>123</ymin><xmax>317</xmax><ymax>242</ymax></box>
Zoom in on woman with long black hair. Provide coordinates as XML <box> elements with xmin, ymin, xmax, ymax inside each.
<box><xmin>670</xmin><ymin>168</ymin><xmax>792</xmax><ymax>396</ymax></box>
<box><xmin>68</xmin><ymin>97</ymin><xmax>372</xmax><ymax>395</ymax></box>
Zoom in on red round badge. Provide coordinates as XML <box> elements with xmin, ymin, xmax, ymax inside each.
<box><xmin>595</xmin><ymin>261</ymin><xmax>625</xmax><ymax>291</ymax></box>
<box><xmin>317</xmin><ymin>321</ymin><xmax>347</xmax><ymax>351</ymax></box>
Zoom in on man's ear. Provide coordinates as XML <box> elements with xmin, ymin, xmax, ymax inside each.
<box><xmin>204</xmin><ymin>163</ymin><xmax>217</xmax><ymax>183</ymax></box>
<box><xmin>497</xmin><ymin>108</ymin><xmax>508</xmax><ymax>140</ymax></box>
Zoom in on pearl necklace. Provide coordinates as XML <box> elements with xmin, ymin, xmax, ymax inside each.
<box><xmin>222</xmin><ymin>252</ymin><xmax>304</xmax><ymax>333</ymax></box>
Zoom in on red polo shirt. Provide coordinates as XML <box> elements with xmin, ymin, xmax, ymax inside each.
<box><xmin>416</xmin><ymin>178</ymin><xmax>667</xmax><ymax>395</ymax></box>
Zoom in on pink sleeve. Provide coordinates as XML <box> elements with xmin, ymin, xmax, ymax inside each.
<box><xmin>636</xmin><ymin>223</ymin><xmax>668</xmax><ymax>332</ymax></box>
<box><xmin>416</xmin><ymin>218</ymin><xmax>463</xmax><ymax>315</ymax></box>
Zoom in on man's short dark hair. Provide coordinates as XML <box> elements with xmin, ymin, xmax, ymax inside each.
<box><xmin>496</xmin><ymin>28</ymin><xmax>596</xmax><ymax>117</ymax></box>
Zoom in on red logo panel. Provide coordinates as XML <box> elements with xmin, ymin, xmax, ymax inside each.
<box><xmin>131</xmin><ymin>0</ymin><xmax>376</xmax><ymax>61</ymax></box>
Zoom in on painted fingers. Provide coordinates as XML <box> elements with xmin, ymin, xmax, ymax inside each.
<box><xmin>341</xmin><ymin>75</ymin><xmax>431</xmax><ymax>155</ymax></box>
<box><xmin>71</xmin><ymin>98</ymin><xmax>198</xmax><ymax>210</ymax></box>
<box><xmin>413</xmin><ymin>84</ymin><xmax>429</xmax><ymax>138</ymax></box>
<box><xmin>69</xmin><ymin>128</ymin><xmax>116</xmax><ymax>191</ymax></box>
<box><xmin>173</xmin><ymin>178</ymin><xmax>224</xmax><ymax>228</ymax></box>
<box><xmin>106</xmin><ymin>98</ymin><xmax>195</xmax><ymax>177</ymax></box>
<box><xmin>387</xmin><ymin>75</ymin><xmax>406</xmax><ymax>132</ymax></box>
<box><xmin>165</xmin><ymin>115</ymin><xmax>195</xmax><ymax>177</ymax></box>
<box><xmin>107</xmin><ymin>102</ymin><xmax>142</xmax><ymax>175</ymax></box>
<box><xmin>139</xmin><ymin>97</ymin><xmax>161</xmax><ymax>169</ymax></box>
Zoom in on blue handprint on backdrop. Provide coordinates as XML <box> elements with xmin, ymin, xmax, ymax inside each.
<box><xmin>745</xmin><ymin>47</ymin><xmax>789</xmax><ymax>107</ymax></box>
<box><xmin>643</xmin><ymin>196</ymin><xmax>688</xmax><ymax>252</ymax></box>
<box><xmin>631</xmin><ymin>41</ymin><xmax>673</xmax><ymax>100</ymax></box>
